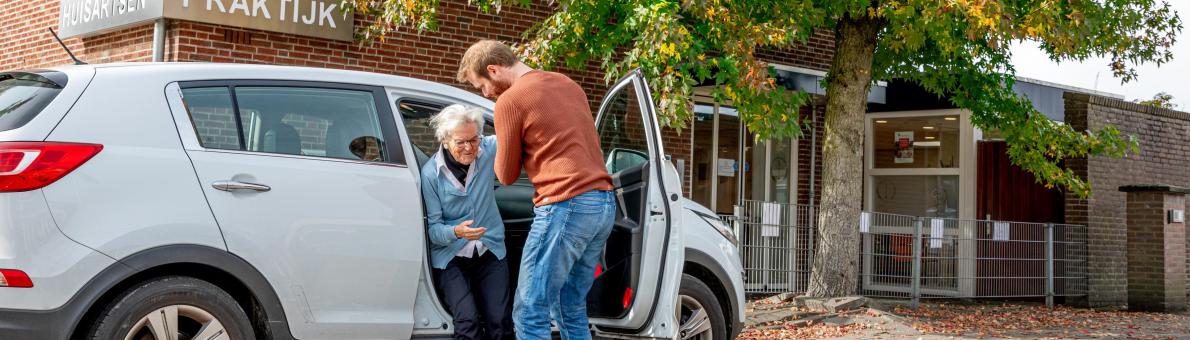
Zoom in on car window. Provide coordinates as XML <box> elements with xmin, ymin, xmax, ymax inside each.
<box><xmin>183</xmin><ymin>86</ymin><xmax>391</xmax><ymax>163</ymax></box>
<box><xmin>397</xmin><ymin>99</ymin><xmax>494</xmax><ymax>168</ymax></box>
<box><xmin>181</xmin><ymin>87</ymin><xmax>241</xmax><ymax>150</ymax></box>
<box><xmin>596</xmin><ymin>85</ymin><xmax>650</xmax><ymax>174</ymax></box>
<box><xmin>0</xmin><ymin>72</ymin><xmax>66</xmax><ymax>132</ymax></box>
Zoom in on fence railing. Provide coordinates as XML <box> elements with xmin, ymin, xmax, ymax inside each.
<box><xmin>727</xmin><ymin>201</ymin><xmax>817</xmax><ymax>295</ymax></box>
<box><xmin>730</xmin><ymin>200</ymin><xmax>1088</xmax><ymax>308</ymax></box>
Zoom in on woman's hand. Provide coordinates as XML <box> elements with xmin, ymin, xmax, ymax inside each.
<box><xmin>453</xmin><ymin>220</ymin><xmax>487</xmax><ymax>240</ymax></box>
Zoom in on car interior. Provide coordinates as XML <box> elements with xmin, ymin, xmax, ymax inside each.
<box><xmin>233</xmin><ymin>87</ymin><xmax>388</xmax><ymax>160</ymax></box>
<box><xmin>182</xmin><ymin>86</ymin><xmax>392</xmax><ymax>162</ymax></box>
<box><xmin>398</xmin><ymin>99</ymin><xmax>649</xmax><ymax>319</ymax></box>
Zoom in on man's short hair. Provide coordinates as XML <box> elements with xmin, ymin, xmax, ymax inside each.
<box><xmin>457</xmin><ymin>40</ymin><xmax>518</xmax><ymax>82</ymax></box>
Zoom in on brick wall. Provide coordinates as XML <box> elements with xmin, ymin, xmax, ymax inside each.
<box><xmin>2</xmin><ymin>0</ymin><xmax>835</xmax><ymax>202</ymax></box>
<box><xmin>1064</xmin><ymin>92</ymin><xmax>1190</xmax><ymax>308</ymax></box>
<box><xmin>757</xmin><ymin>30</ymin><xmax>836</xmax><ymax>72</ymax></box>
<box><xmin>1122</xmin><ymin>188</ymin><xmax>1187</xmax><ymax>312</ymax></box>
<box><xmin>0</xmin><ymin>0</ymin><xmax>155</xmax><ymax>70</ymax></box>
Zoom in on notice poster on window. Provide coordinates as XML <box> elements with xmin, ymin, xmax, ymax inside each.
<box><xmin>929</xmin><ymin>218</ymin><xmax>944</xmax><ymax>249</ymax></box>
<box><xmin>859</xmin><ymin>212</ymin><xmax>871</xmax><ymax>233</ymax></box>
<box><xmin>761</xmin><ymin>202</ymin><xmax>780</xmax><ymax>237</ymax></box>
<box><xmin>993</xmin><ymin>222</ymin><xmax>1011</xmax><ymax>241</ymax></box>
<box><xmin>717</xmin><ymin>158</ymin><xmax>736</xmax><ymax>177</ymax></box>
<box><xmin>895</xmin><ymin>131</ymin><xmax>914</xmax><ymax>163</ymax></box>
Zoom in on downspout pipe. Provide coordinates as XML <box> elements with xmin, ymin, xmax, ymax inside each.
<box><xmin>809</xmin><ymin>94</ymin><xmax>818</xmax><ymax>208</ymax></box>
<box><xmin>152</xmin><ymin>18</ymin><xmax>167</xmax><ymax>62</ymax></box>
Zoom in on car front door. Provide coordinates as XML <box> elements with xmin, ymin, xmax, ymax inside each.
<box><xmin>167</xmin><ymin>81</ymin><xmax>422</xmax><ymax>339</ymax></box>
<box><xmin>589</xmin><ymin>70</ymin><xmax>685</xmax><ymax>338</ymax></box>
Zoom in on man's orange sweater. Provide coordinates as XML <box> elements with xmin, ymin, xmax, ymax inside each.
<box><xmin>493</xmin><ymin>70</ymin><xmax>614</xmax><ymax>206</ymax></box>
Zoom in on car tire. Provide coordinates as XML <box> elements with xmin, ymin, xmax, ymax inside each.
<box><xmin>677</xmin><ymin>274</ymin><xmax>726</xmax><ymax>340</ymax></box>
<box><xmin>87</xmin><ymin>276</ymin><xmax>256</xmax><ymax>340</ymax></box>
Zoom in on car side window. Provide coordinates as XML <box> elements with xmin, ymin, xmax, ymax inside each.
<box><xmin>398</xmin><ymin>99</ymin><xmax>494</xmax><ymax>168</ymax></box>
<box><xmin>183</xmin><ymin>86</ymin><xmax>392</xmax><ymax>163</ymax></box>
<box><xmin>181</xmin><ymin>87</ymin><xmax>241</xmax><ymax>151</ymax></box>
<box><xmin>596</xmin><ymin>85</ymin><xmax>650</xmax><ymax>174</ymax></box>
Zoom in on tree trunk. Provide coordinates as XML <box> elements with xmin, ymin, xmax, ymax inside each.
<box><xmin>805</xmin><ymin>13</ymin><xmax>882</xmax><ymax>298</ymax></box>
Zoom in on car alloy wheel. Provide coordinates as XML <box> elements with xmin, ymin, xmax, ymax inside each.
<box><xmin>677</xmin><ymin>294</ymin><xmax>714</xmax><ymax>340</ymax></box>
<box><xmin>123</xmin><ymin>304</ymin><xmax>229</xmax><ymax>340</ymax></box>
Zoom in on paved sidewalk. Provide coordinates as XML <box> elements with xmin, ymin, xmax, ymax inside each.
<box><xmin>741</xmin><ymin>296</ymin><xmax>1190</xmax><ymax>339</ymax></box>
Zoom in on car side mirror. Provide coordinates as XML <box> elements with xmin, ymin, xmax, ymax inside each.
<box><xmin>606</xmin><ymin>148</ymin><xmax>648</xmax><ymax>173</ymax></box>
<box><xmin>349</xmin><ymin>136</ymin><xmax>383</xmax><ymax>161</ymax></box>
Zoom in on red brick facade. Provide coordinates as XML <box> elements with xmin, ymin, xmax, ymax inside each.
<box><xmin>2</xmin><ymin>0</ymin><xmax>835</xmax><ymax>204</ymax></box>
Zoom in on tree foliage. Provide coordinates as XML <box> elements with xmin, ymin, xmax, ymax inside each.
<box><xmin>346</xmin><ymin>0</ymin><xmax>1179</xmax><ymax>198</ymax></box>
<box><xmin>1136</xmin><ymin>92</ymin><xmax>1177</xmax><ymax>109</ymax></box>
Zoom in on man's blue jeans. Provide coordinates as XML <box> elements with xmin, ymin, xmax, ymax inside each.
<box><xmin>513</xmin><ymin>190</ymin><xmax>616</xmax><ymax>340</ymax></box>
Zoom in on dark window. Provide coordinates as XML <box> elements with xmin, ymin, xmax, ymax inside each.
<box><xmin>182</xmin><ymin>85</ymin><xmax>392</xmax><ymax>163</ymax></box>
<box><xmin>0</xmin><ymin>72</ymin><xmax>66</xmax><ymax>132</ymax></box>
<box><xmin>182</xmin><ymin>87</ymin><xmax>240</xmax><ymax>150</ymax></box>
<box><xmin>398</xmin><ymin>99</ymin><xmax>494</xmax><ymax>168</ymax></box>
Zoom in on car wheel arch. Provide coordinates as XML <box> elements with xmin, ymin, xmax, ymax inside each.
<box><xmin>683</xmin><ymin>248</ymin><xmax>739</xmax><ymax>338</ymax></box>
<box><xmin>69</xmin><ymin>244</ymin><xmax>294</xmax><ymax>340</ymax></box>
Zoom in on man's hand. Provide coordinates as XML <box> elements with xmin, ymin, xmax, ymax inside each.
<box><xmin>453</xmin><ymin>220</ymin><xmax>487</xmax><ymax>240</ymax></box>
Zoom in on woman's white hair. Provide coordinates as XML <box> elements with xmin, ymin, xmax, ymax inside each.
<box><xmin>430</xmin><ymin>104</ymin><xmax>485</xmax><ymax>143</ymax></box>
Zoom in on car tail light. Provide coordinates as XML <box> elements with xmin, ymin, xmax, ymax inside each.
<box><xmin>622</xmin><ymin>288</ymin><xmax>633</xmax><ymax>309</ymax></box>
<box><xmin>594</xmin><ymin>264</ymin><xmax>602</xmax><ymax>278</ymax></box>
<box><xmin>0</xmin><ymin>269</ymin><xmax>33</xmax><ymax>288</ymax></box>
<box><xmin>0</xmin><ymin>142</ymin><xmax>102</xmax><ymax>192</ymax></box>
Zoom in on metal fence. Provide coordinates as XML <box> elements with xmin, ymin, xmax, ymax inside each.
<box><xmin>727</xmin><ymin>201</ymin><xmax>817</xmax><ymax>294</ymax></box>
<box><xmin>730</xmin><ymin>200</ymin><xmax>1089</xmax><ymax>307</ymax></box>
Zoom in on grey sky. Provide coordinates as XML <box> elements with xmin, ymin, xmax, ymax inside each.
<box><xmin>1008</xmin><ymin>1</ymin><xmax>1188</xmax><ymax>109</ymax></box>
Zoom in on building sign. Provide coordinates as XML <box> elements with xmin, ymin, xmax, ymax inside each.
<box><xmin>59</xmin><ymin>0</ymin><xmax>163</xmax><ymax>39</ymax></box>
<box><xmin>717</xmin><ymin>158</ymin><xmax>736</xmax><ymax>177</ymax></box>
<box><xmin>60</xmin><ymin>0</ymin><xmax>354</xmax><ymax>41</ymax></box>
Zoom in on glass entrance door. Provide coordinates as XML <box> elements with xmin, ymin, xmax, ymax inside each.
<box><xmin>690</xmin><ymin>101</ymin><xmax>795</xmax><ymax>214</ymax></box>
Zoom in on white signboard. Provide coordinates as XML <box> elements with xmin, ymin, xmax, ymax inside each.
<box><xmin>60</xmin><ymin>0</ymin><xmax>163</xmax><ymax>39</ymax></box>
<box><xmin>717</xmin><ymin>158</ymin><xmax>736</xmax><ymax>177</ymax></box>
<box><xmin>929</xmin><ymin>218</ymin><xmax>944</xmax><ymax>249</ymax></box>
<box><xmin>761</xmin><ymin>202</ymin><xmax>780</xmax><ymax>237</ymax></box>
<box><xmin>993</xmin><ymin>222</ymin><xmax>1010</xmax><ymax>241</ymax></box>
<box><xmin>859</xmin><ymin>212</ymin><xmax>871</xmax><ymax>233</ymax></box>
<box><xmin>60</xmin><ymin>0</ymin><xmax>355</xmax><ymax>41</ymax></box>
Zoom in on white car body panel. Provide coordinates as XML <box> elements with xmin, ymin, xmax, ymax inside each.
<box><xmin>42</xmin><ymin>67</ymin><xmax>227</xmax><ymax>260</ymax></box>
<box><xmin>0</xmin><ymin>190</ymin><xmax>119</xmax><ymax>310</ymax></box>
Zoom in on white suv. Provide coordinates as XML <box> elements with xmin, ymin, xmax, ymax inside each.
<box><xmin>0</xmin><ymin>63</ymin><xmax>743</xmax><ymax>340</ymax></box>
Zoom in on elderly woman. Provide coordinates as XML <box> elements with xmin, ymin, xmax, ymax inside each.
<box><xmin>420</xmin><ymin>104</ymin><xmax>511</xmax><ymax>340</ymax></box>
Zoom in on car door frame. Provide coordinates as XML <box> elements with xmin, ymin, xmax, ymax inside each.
<box><xmin>590</xmin><ymin>69</ymin><xmax>684</xmax><ymax>337</ymax></box>
<box><xmin>386</xmin><ymin>88</ymin><xmax>498</xmax><ymax>338</ymax></box>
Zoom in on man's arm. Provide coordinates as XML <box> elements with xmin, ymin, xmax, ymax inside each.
<box><xmin>493</xmin><ymin>100</ymin><xmax>523</xmax><ymax>186</ymax></box>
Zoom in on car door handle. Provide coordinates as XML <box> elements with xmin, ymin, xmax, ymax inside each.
<box><xmin>212</xmin><ymin>180</ymin><xmax>271</xmax><ymax>192</ymax></box>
